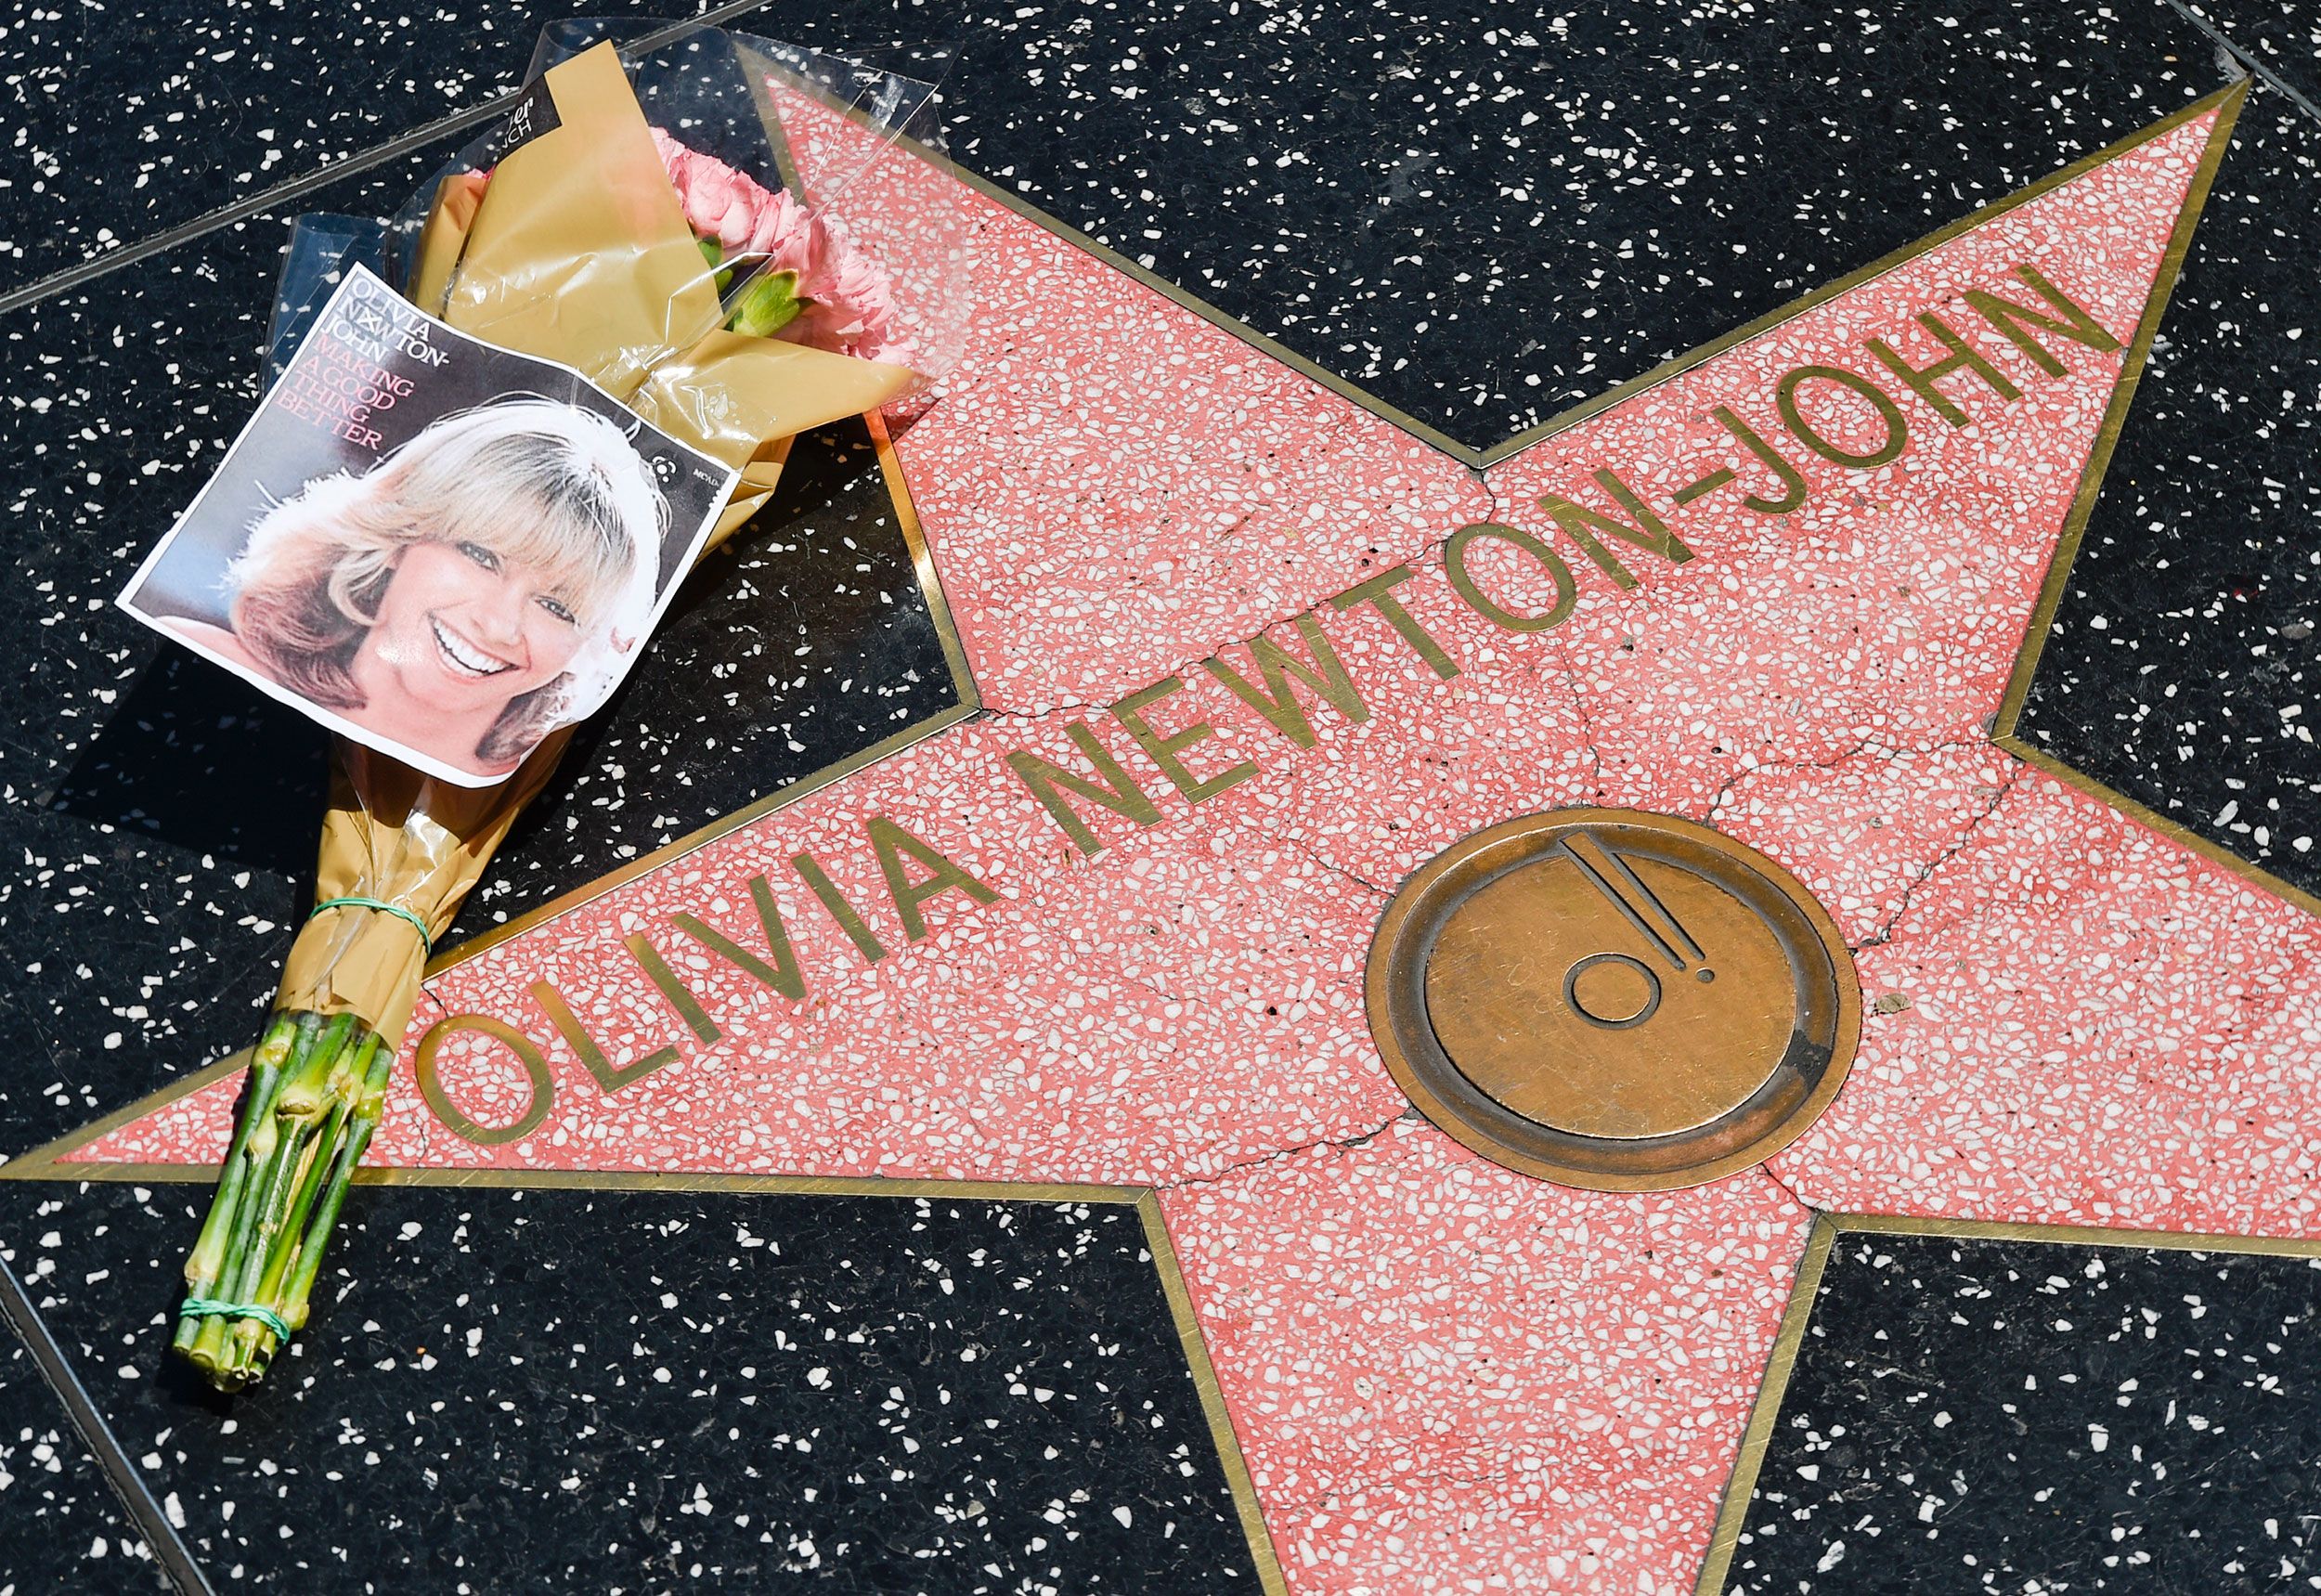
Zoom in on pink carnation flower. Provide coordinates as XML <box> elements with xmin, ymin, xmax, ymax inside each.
<box><xmin>648</xmin><ymin>127</ymin><xmax>906</xmax><ymax>365</ymax></box>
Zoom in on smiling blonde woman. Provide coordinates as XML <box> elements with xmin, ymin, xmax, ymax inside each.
<box><xmin>174</xmin><ymin>398</ymin><xmax>669</xmax><ymax>781</ymax></box>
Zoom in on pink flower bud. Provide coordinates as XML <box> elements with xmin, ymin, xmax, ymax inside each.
<box><xmin>649</xmin><ymin>127</ymin><xmax>909</xmax><ymax>367</ymax></box>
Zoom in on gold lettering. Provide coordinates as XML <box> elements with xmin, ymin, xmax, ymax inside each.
<box><xmin>1708</xmin><ymin>406</ymin><xmax>1809</xmax><ymax>514</ymax></box>
<box><xmin>415</xmin><ymin>1012</ymin><xmax>555</xmax><ymax>1146</ymax></box>
<box><xmin>624</xmin><ymin>936</ymin><xmax>721</xmax><ymax>1043</ymax></box>
<box><xmin>1445</xmin><ymin>523</ymin><xmax>1578</xmax><ymax>631</ymax></box>
<box><xmin>867</xmin><ymin>814</ymin><xmax>999</xmax><ymax>941</ymax></box>
<box><xmin>1005</xmin><ymin>722</ymin><xmax>1166</xmax><ymax>856</ymax></box>
<box><xmin>790</xmin><ymin>849</ymin><xmax>889</xmax><ymax>964</ymax></box>
<box><xmin>1775</xmin><ymin>365</ymin><xmax>1909</xmax><ymax>468</ymax></box>
<box><xmin>672</xmin><ymin>876</ymin><xmax>806</xmax><ymax>1002</ymax></box>
<box><xmin>1202</xmin><ymin>614</ymin><xmax>1371</xmax><ymax>749</ymax></box>
<box><xmin>1865</xmin><ymin>312</ymin><xmax>2020</xmax><ymax>427</ymax></box>
<box><xmin>1670</xmin><ymin>466</ymin><xmax>1736</xmax><ymax>506</ymax></box>
<box><xmin>532</xmin><ymin>980</ymin><xmax>681</xmax><ymax>1091</ymax></box>
<box><xmin>1329</xmin><ymin>565</ymin><xmax>1460</xmax><ymax>679</ymax></box>
<box><xmin>1110</xmin><ymin>676</ymin><xmax>1259</xmax><ymax>804</ymax></box>
<box><xmin>1964</xmin><ymin>264</ymin><xmax>2121</xmax><ymax>376</ymax></box>
<box><xmin>1538</xmin><ymin>469</ymin><xmax>1692</xmax><ymax>589</ymax></box>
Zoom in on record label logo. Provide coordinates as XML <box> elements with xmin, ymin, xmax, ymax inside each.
<box><xmin>1367</xmin><ymin>810</ymin><xmax>1861</xmax><ymax>1190</ymax></box>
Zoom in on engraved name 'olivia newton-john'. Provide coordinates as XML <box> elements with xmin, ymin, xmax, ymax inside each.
<box><xmin>415</xmin><ymin>261</ymin><xmax>2121</xmax><ymax>1147</ymax></box>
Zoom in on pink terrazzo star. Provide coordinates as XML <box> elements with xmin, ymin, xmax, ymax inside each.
<box><xmin>70</xmin><ymin>90</ymin><xmax>2305</xmax><ymax>1596</ymax></box>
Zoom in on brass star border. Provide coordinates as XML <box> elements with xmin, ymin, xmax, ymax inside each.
<box><xmin>0</xmin><ymin>70</ymin><xmax>2297</xmax><ymax>1596</ymax></box>
<box><xmin>17</xmin><ymin>72</ymin><xmax>2282</xmax><ymax>1173</ymax></box>
<box><xmin>1986</xmin><ymin>88</ymin><xmax>2318</xmax><ymax>920</ymax></box>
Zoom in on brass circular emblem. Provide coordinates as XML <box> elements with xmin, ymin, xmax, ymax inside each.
<box><xmin>1366</xmin><ymin>809</ymin><xmax>1860</xmax><ymax>1191</ymax></box>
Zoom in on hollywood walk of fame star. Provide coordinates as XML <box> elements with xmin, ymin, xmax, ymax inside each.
<box><xmin>22</xmin><ymin>76</ymin><xmax>2317</xmax><ymax>1596</ymax></box>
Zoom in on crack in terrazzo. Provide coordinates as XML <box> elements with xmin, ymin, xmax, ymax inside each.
<box><xmin>1751</xmin><ymin>1158</ymin><xmax>1822</xmax><ymax>1216</ymax></box>
<box><xmin>949</xmin><ymin>693</ymin><xmax>1100</xmax><ymax>723</ymax></box>
<box><xmin>1002</xmin><ymin>892</ymin><xmax>1202</xmax><ymax>1016</ymax></box>
<box><xmin>1546</xmin><ymin>627</ymin><xmax>1613</xmax><ymax>796</ymax></box>
<box><xmin>1851</xmin><ymin>763</ymin><xmax>2028</xmax><ymax>954</ymax></box>
<box><xmin>407</xmin><ymin>1033</ymin><xmax>437</xmax><ymax>1170</ymax></box>
<box><xmin>1704</xmin><ymin>737</ymin><xmax>1875</xmax><ymax>820</ymax></box>
<box><xmin>1263</xmin><ymin>834</ymin><xmax>1398</xmax><ymax>901</ymax></box>
<box><xmin>1161</xmin><ymin>1107</ymin><xmax>1418</xmax><ymax>1193</ymax></box>
<box><xmin>1705</xmin><ymin>733</ymin><xmax>1996</xmax><ymax>824</ymax></box>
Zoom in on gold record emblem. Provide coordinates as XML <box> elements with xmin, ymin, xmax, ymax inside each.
<box><xmin>1366</xmin><ymin>809</ymin><xmax>1861</xmax><ymax>1191</ymax></box>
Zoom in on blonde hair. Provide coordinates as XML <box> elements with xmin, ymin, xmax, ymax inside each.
<box><xmin>229</xmin><ymin>398</ymin><xmax>668</xmax><ymax>765</ymax></box>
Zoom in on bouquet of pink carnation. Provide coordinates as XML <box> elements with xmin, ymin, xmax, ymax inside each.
<box><xmin>169</xmin><ymin>26</ymin><xmax>965</xmax><ymax>1391</ymax></box>
<box><xmin>651</xmin><ymin>127</ymin><xmax>907</xmax><ymax>364</ymax></box>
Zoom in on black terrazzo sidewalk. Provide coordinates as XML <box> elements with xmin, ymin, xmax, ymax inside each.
<box><xmin>0</xmin><ymin>0</ymin><xmax>743</xmax><ymax>292</ymax></box>
<box><xmin>0</xmin><ymin>1180</ymin><xmax>1263</xmax><ymax>1594</ymax></box>
<box><xmin>0</xmin><ymin>1298</ymin><xmax>172</xmax><ymax>1591</ymax></box>
<box><xmin>8</xmin><ymin>0</ymin><xmax>2318</xmax><ymax>1165</ymax></box>
<box><xmin>1718</xmin><ymin>1226</ymin><xmax>2321</xmax><ymax>1595</ymax></box>
<box><xmin>0</xmin><ymin>0</ymin><xmax>2244</xmax><ymax>452</ymax></box>
<box><xmin>2015</xmin><ymin>82</ymin><xmax>2321</xmax><ymax>902</ymax></box>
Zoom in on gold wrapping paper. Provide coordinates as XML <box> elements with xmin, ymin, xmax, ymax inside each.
<box><xmin>707</xmin><ymin>441</ymin><xmax>796</xmax><ymax>549</ymax></box>
<box><xmin>271</xmin><ymin>40</ymin><xmax>914</xmax><ymax>1043</ymax></box>
<box><xmin>279</xmin><ymin>739</ymin><xmax>569</xmax><ymax>1039</ymax></box>
<box><xmin>630</xmin><ymin>331</ymin><xmax>913</xmax><ymax>473</ymax></box>
<box><xmin>443</xmin><ymin>45</ymin><xmax>721</xmax><ymax>400</ymax></box>
<box><xmin>408</xmin><ymin>170</ymin><xmax>486</xmax><ymax>318</ymax></box>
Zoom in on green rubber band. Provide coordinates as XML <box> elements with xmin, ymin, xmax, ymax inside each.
<box><xmin>310</xmin><ymin>895</ymin><xmax>432</xmax><ymax>956</ymax></box>
<box><xmin>178</xmin><ymin>1297</ymin><xmax>293</xmax><ymax>1343</ymax></box>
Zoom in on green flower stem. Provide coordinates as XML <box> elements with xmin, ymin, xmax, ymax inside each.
<box><xmin>221</xmin><ymin>1015</ymin><xmax>351</xmax><ymax>1372</ymax></box>
<box><xmin>272</xmin><ymin>1039</ymin><xmax>393</xmax><ymax>1347</ymax></box>
<box><xmin>233</xmin><ymin>1097</ymin><xmax>346</xmax><ymax>1369</ymax></box>
<box><xmin>179</xmin><ymin>1011</ymin><xmax>387</xmax><ymax>1389</ymax></box>
<box><xmin>276</xmin><ymin>1012</ymin><xmax>355</xmax><ymax>1119</ymax></box>
<box><xmin>186</xmin><ymin>1013</ymin><xmax>326</xmax><ymax>1372</ymax></box>
<box><xmin>234</xmin><ymin>1025</ymin><xmax>380</xmax><ymax>1373</ymax></box>
<box><xmin>191</xmin><ymin>1111</ymin><xmax>302</xmax><ymax>1378</ymax></box>
<box><xmin>173</xmin><ymin>1012</ymin><xmax>300</xmax><ymax>1356</ymax></box>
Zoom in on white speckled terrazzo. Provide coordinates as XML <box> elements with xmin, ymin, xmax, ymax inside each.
<box><xmin>71</xmin><ymin>100</ymin><xmax>2321</xmax><ymax>1596</ymax></box>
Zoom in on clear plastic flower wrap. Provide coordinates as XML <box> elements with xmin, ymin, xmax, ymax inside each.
<box><xmin>171</xmin><ymin>20</ymin><xmax>974</xmax><ymax>1390</ymax></box>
